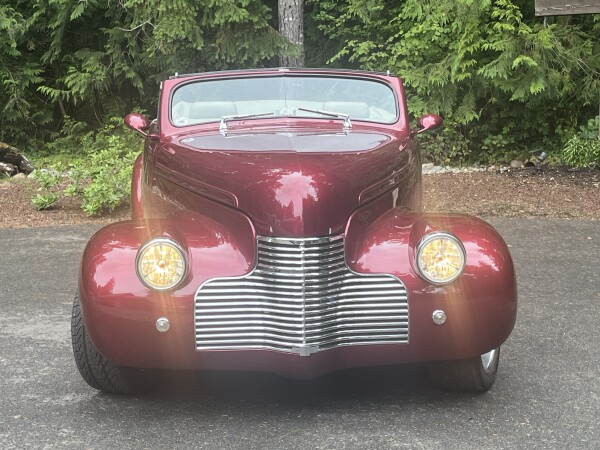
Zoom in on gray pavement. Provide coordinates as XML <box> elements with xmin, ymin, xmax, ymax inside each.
<box><xmin>0</xmin><ymin>219</ymin><xmax>599</xmax><ymax>449</ymax></box>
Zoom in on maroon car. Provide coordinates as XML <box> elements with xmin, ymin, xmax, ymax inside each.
<box><xmin>72</xmin><ymin>68</ymin><xmax>517</xmax><ymax>394</ymax></box>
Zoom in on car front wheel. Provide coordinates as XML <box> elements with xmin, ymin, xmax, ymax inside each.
<box><xmin>71</xmin><ymin>293</ymin><xmax>154</xmax><ymax>394</ymax></box>
<box><xmin>427</xmin><ymin>347</ymin><xmax>500</xmax><ymax>392</ymax></box>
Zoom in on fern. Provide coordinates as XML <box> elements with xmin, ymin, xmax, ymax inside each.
<box><xmin>0</xmin><ymin>0</ymin><xmax>286</xmax><ymax>147</ymax></box>
<box><xmin>312</xmin><ymin>0</ymin><xmax>600</xmax><ymax>163</ymax></box>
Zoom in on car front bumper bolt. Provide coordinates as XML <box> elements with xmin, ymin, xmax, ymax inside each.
<box><xmin>156</xmin><ymin>317</ymin><xmax>171</xmax><ymax>333</ymax></box>
<box><xmin>432</xmin><ymin>310</ymin><xmax>447</xmax><ymax>325</ymax></box>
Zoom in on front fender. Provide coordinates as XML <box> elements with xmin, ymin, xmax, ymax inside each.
<box><xmin>80</xmin><ymin>203</ymin><xmax>517</xmax><ymax>372</ymax></box>
<box><xmin>346</xmin><ymin>207</ymin><xmax>517</xmax><ymax>361</ymax></box>
<box><xmin>79</xmin><ymin>209</ymin><xmax>256</xmax><ymax>367</ymax></box>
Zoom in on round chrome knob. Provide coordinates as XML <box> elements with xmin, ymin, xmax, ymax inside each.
<box><xmin>156</xmin><ymin>317</ymin><xmax>171</xmax><ymax>333</ymax></box>
<box><xmin>432</xmin><ymin>310</ymin><xmax>447</xmax><ymax>325</ymax></box>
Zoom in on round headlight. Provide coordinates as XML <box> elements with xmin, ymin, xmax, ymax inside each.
<box><xmin>416</xmin><ymin>233</ymin><xmax>465</xmax><ymax>284</ymax></box>
<box><xmin>136</xmin><ymin>238</ymin><xmax>186</xmax><ymax>290</ymax></box>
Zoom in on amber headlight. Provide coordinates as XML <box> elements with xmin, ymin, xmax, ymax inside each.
<box><xmin>136</xmin><ymin>238</ymin><xmax>186</xmax><ymax>290</ymax></box>
<box><xmin>416</xmin><ymin>232</ymin><xmax>465</xmax><ymax>284</ymax></box>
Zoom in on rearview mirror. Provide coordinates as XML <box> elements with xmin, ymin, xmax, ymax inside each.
<box><xmin>415</xmin><ymin>114</ymin><xmax>443</xmax><ymax>134</ymax></box>
<box><xmin>124</xmin><ymin>113</ymin><xmax>152</xmax><ymax>137</ymax></box>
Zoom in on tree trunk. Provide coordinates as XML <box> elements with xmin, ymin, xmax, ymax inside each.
<box><xmin>278</xmin><ymin>0</ymin><xmax>304</xmax><ymax>67</ymax></box>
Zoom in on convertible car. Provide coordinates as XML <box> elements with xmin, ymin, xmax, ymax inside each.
<box><xmin>72</xmin><ymin>68</ymin><xmax>517</xmax><ymax>394</ymax></box>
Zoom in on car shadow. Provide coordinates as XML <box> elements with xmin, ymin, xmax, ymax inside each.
<box><xmin>84</xmin><ymin>363</ymin><xmax>497</xmax><ymax>432</ymax></box>
<box><xmin>135</xmin><ymin>363</ymin><xmax>478</xmax><ymax>407</ymax></box>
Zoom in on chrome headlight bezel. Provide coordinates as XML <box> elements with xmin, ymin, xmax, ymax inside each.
<box><xmin>135</xmin><ymin>238</ymin><xmax>187</xmax><ymax>291</ymax></box>
<box><xmin>416</xmin><ymin>232</ymin><xmax>466</xmax><ymax>285</ymax></box>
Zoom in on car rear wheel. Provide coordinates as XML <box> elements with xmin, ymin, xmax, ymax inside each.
<box><xmin>427</xmin><ymin>347</ymin><xmax>500</xmax><ymax>392</ymax></box>
<box><xmin>71</xmin><ymin>293</ymin><xmax>154</xmax><ymax>394</ymax></box>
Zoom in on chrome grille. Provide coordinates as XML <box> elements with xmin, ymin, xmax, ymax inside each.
<box><xmin>194</xmin><ymin>235</ymin><xmax>408</xmax><ymax>355</ymax></box>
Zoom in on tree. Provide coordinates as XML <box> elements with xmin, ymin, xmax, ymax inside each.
<box><xmin>279</xmin><ymin>0</ymin><xmax>304</xmax><ymax>66</ymax></box>
<box><xmin>0</xmin><ymin>0</ymin><xmax>285</xmax><ymax>148</ymax></box>
<box><xmin>312</xmin><ymin>0</ymin><xmax>600</xmax><ymax>162</ymax></box>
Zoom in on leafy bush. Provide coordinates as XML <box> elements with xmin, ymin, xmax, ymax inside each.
<box><xmin>418</xmin><ymin>126</ymin><xmax>471</xmax><ymax>165</ymax></box>
<box><xmin>562</xmin><ymin>117</ymin><xmax>600</xmax><ymax>168</ymax></box>
<box><xmin>32</xmin><ymin>193</ymin><xmax>58</xmax><ymax>210</ymax></box>
<box><xmin>30</xmin><ymin>170</ymin><xmax>61</xmax><ymax>210</ymax></box>
<box><xmin>0</xmin><ymin>1</ymin><xmax>285</xmax><ymax>148</ymax></box>
<box><xmin>66</xmin><ymin>118</ymin><xmax>141</xmax><ymax>215</ymax></box>
<box><xmin>474</xmin><ymin>126</ymin><xmax>532</xmax><ymax>165</ymax></box>
<box><xmin>33</xmin><ymin>169</ymin><xmax>61</xmax><ymax>190</ymax></box>
<box><xmin>313</xmin><ymin>0</ymin><xmax>600</xmax><ymax>162</ymax></box>
<box><xmin>32</xmin><ymin>117</ymin><xmax>142</xmax><ymax>215</ymax></box>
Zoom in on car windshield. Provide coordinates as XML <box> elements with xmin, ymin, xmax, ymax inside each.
<box><xmin>170</xmin><ymin>75</ymin><xmax>398</xmax><ymax>127</ymax></box>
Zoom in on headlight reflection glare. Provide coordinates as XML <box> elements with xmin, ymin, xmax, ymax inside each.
<box><xmin>417</xmin><ymin>233</ymin><xmax>465</xmax><ymax>284</ymax></box>
<box><xmin>136</xmin><ymin>239</ymin><xmax>186</xmax><ymax>290</ymax></box>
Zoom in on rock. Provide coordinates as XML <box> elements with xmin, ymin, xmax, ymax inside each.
<box><xmin>510</xmin><ymin>159</ymin><xmax>524</xmax><ymax>168</ymax></box>
<box><xmin>423</xmin><ymin>163</ymin><xmax>526</xmax><ymax>175</ymax></box>
<box><xmin>0</xmin><ymin>142</ymin><xmax>34</xmax><ymax>175</ymax></box>
<box><xmin>0</xmin><ymin>162</ymin><xmax>17</xmax><ymax>177</ymax></box>
<box><xmin>13</xmin><ymin>173</ymin><xmax>27</xmax><ymax>179</ymax></box>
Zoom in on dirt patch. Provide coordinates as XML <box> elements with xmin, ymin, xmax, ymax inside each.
<box><xmin>423</xmin><ymin>167</ymin><xmax>600</xmax><ymax>220</ymax></box>
<box><xmin>0</xmin><ymin>178</ymin><xmax>128</xmax><ymax>228</ymax></box>
<box><xmin>0</xmin><ymin>166</ymin><xmax>598</xmax><ymax>229</ymax></box>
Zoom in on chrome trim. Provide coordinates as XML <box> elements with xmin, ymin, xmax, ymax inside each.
<box><xmin>415</xmin><ymin>232</ymin><xmax>466</xmax><ymax>285</ymax></box>
<box><xmin>135</xmin><ymin>238</ymin><xmax>187</xmax><ymax>291</ymax></box>
<box><xmin>219</xmin><ymin>112</ymin><xmax>275</xmax><ymax>136</ymax></box>
<box><xmin>156</xmin><ymin>317</ymin><xmax>171</xmax><ymax>333</ymax></box>
<box><xmin>432</xmin><ymin>309</ymin><xmax>447</xmax><ymax>325</ymax></box>
<box><xmin>296</xmin><ymin>108</ymin><xmax>352</xmax><ymax>133</ymax></box>
<box><xmin>481</xmin><ymin>348</ymin><xmax>498</xmax><ymax>374</ymax></box>
<box><xmin>194</xmin><ymin>235</ymin><xmax>409</xmax><ymax>355</ymax></box>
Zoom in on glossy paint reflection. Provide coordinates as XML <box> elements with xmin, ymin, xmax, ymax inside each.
<box><xmin>149</xmin><ymin>128</ymin><xmax>416</xmax><ymax>236</ymax></box>
<box><xmin>274</xmin><ymin>171</ymin><xmax>319</xmax><ymax>221</ymax></box>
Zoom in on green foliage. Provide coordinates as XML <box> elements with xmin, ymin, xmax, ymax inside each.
<box><xmin>562</xmin><ymin>117</ymin><xmax>600</xmax><ymax>168</ymax></box>
<box><xmin>3</xmin><ymin>0</ymin><xmax>600</xmax><ymax>174</ymax></box>
<box><xmin>0</xmin><ymin>0</ymin><xmax>286</xmax><ymax>148</ymax></box>
<box><xmin>312</xmin><ymin>0</ymin><xmax>600</xmax><ymax>163</ymax></box>
<box><xmin>66</xmin><ymin>117</ymin><xmax>142</xmax><ymax>215</ymax></box>
<box><xmin>33</xmin><ymin>170</ymin><xmax>61</xmax><ymax>190</ymax></box>
<box><xmin>32</xmin><ymin>117</ymin><xmax>142</xmax><ymax>215</ymax></box>
<box><xmin>573</xmin><ymin>116</ymin><xmax>600</xmax><ymax>141</ymax></box>
<box><xmin>32</xmin><ymin>193</ymin><xmax>58</xmax><ymax>211</ymax></box>
<box><xmin>30</xmin><ymin>170</ymin><xmax>61</xmax><ymax>210</ymax></box>
<box><xmin>70</xmin><ymin>122</ymin><xmax>141</xmax><ymax>215</ymax></box>
<box><xmin>418</xmin><ymin>127</ymin><xmax>471</xmax><ymax>165</ymax></box>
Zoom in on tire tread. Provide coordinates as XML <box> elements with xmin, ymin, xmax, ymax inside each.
<box><xmin>71</xmin><ymin>293</ymin><xmax>151</xmax><ymax>394</ymax></box>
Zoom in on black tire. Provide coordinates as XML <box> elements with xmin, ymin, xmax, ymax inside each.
<box><xmin>71</xmin><ymin>293</ymin><xmax>153</xmax><ymax>394</ymax></box>
<box><xmin>427</xmin><ymin>347</ymin><xmax>500</xmax><ymax>392</ymax></box>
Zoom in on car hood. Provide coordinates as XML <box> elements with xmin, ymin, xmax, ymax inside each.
<box><xmin>155</xmin><ymin>130</ymin><xmax>413</xmax><ymax>236</ymax></box>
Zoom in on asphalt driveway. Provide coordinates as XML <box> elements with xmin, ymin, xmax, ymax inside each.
<box><xmin>0</xmin><ymin>218</ymin><xmax>598</xmax><ymax>449</ymax></box>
